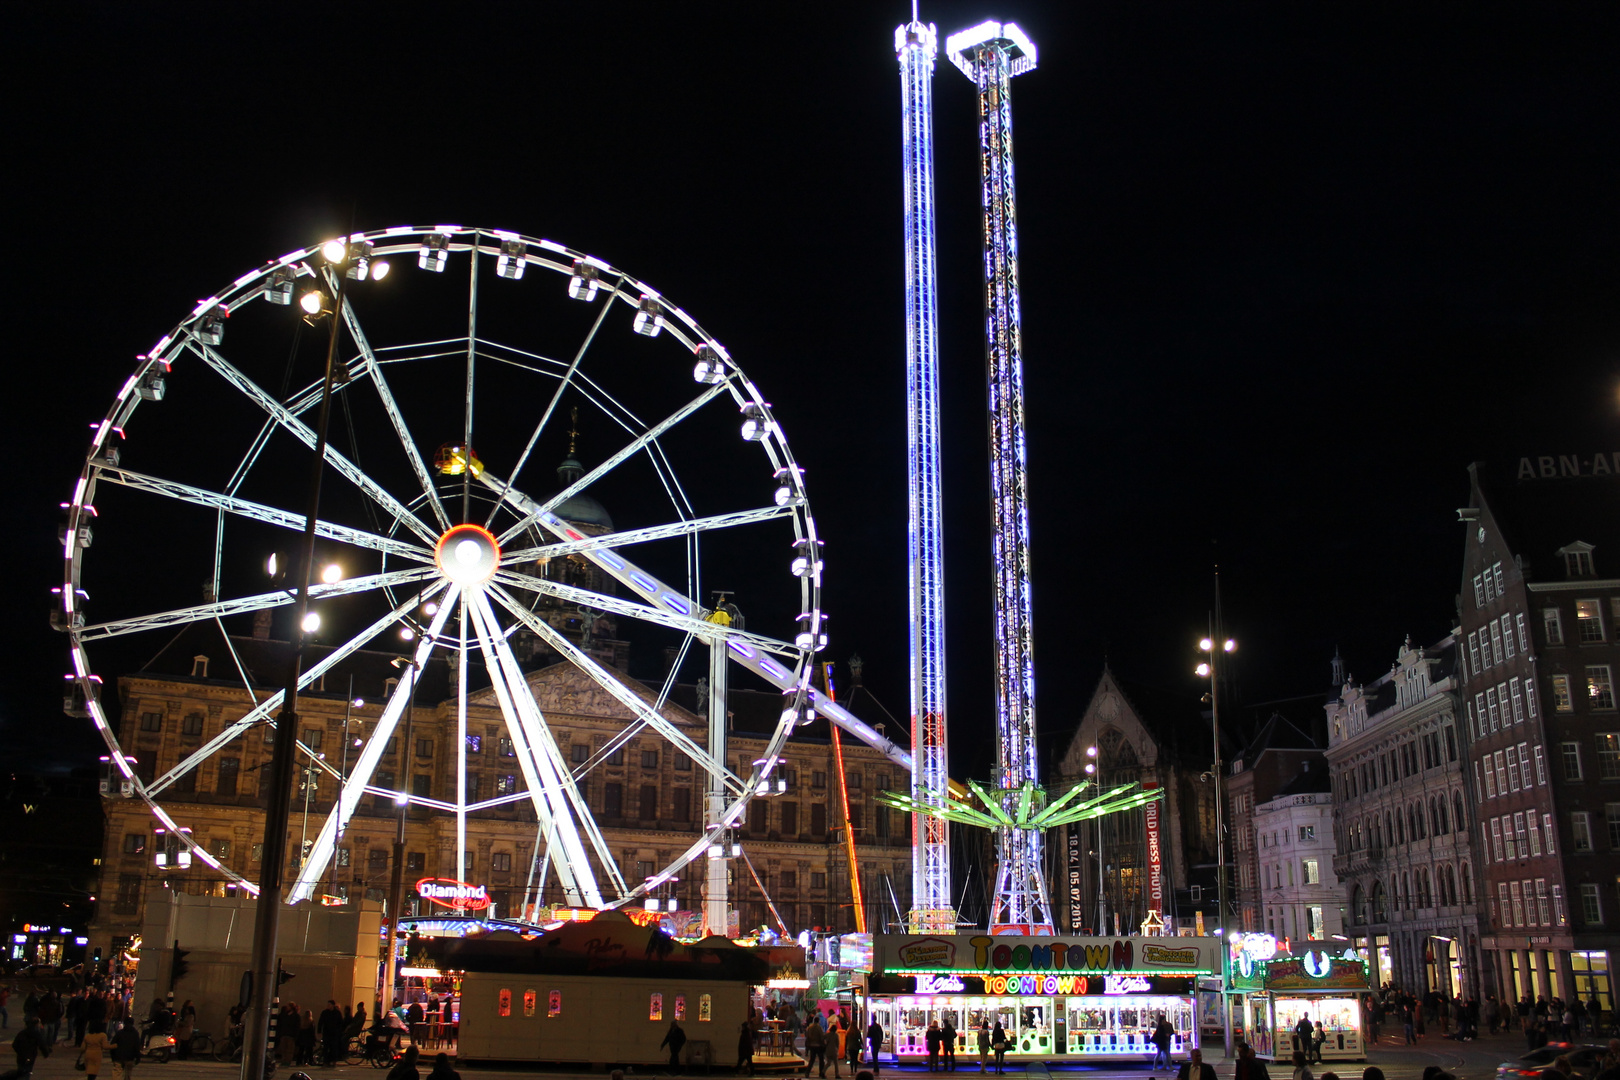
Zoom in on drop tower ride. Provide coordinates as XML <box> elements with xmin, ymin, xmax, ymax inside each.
<box><xmin>895</xmin><ymin>13</ymin><xmax>954</xmax><ymax>934</ymax></box>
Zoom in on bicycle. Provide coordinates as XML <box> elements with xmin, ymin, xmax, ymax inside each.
<box><xmin>187</xmin><ymin>1031</ymin><xmax>215</xmax><ymax>1059</ymax></box>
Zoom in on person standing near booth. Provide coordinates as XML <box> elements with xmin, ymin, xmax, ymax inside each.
<box><xmin>941</xmin><ymin>1016</ymin><xmax>957</xmax><ymax>1073</ymax></box>
<box><xmin>865</xmin><ymin>1017</ymin><xmax>883</xmax><ymax>1076</ymax></box>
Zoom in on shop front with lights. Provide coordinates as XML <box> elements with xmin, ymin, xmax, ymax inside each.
<box><xmin>869</xmin><ymin>934</ymin><xmax>1217</xmax><ymax>1062</ymax></box>
<box><xmin>1228</xmin><ymin>942</ymin><xmax>1371</xmax><ymax>1063</ymax></box>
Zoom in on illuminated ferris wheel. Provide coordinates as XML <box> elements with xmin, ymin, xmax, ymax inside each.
<box><xmin>56</xmin><ymin>225</ymin><xmax>841</xmax><ymax>912</ymax></box>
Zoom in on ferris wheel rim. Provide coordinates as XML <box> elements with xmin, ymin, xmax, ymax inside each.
<box><xmin>60</xmin><ymin>225</ymin><xmax>830</xmax><ymax>912</ymax></box>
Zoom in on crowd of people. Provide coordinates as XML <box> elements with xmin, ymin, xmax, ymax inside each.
<box><xmin>1361</xmin><ymin>984</ymin><xmax>1608</xmax><ymax>1047</ymax></box>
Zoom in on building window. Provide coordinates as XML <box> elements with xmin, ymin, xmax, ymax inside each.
<box><xmin>1590</xmin><ymin>667</ymin><xmax>1617</xmax><ymax>711</ymax></box>
<box><xmin>673</xmin><ymin>754</ymin><xmax>692</xmax><ymax>772</ymax></box>
<box><xmin>1483</xmin><ymin>758</ymin><xmax>1498</xmax><ymax>798</ymax></box>
<box><xmin>607</xmin><ymin>747</ymin><xmax>625</xmax><ymax>766</ymax></box>
<box><xmin>497</xmin><ymin>774</ymin><xmax>517</xmax><ymax>795</ymax></box>
<box><xmin>1504</xmin><ymin>616</ymin><xmax>1517</xmax><ymax>660</ymax></box>
<box><xmin>672</xmin><ymin>787</ymin><xmax>692</xmax><ymax>823</ymax></box>
<box><xmin>406</xmin><ymin>852</ymin><xmax>425</xmax><ymax>872</ymax></box>
<box><xmin>750</xmin><ymin>800</ymin><xmax>768</xmax><ymax>833</ymax></box>
<box><xmin>499</xmin><ymin>737</ymin><xmax>516</xmax><ymax>758</ymax></box>
<box><xmin>1518</xmin><ymin>612</ymin><xmax>1530</xmax><ymax>652</ymax></box>
<box><xmin>416</xmin><ymin>738</ymin><xmax>433</xmax><ymax>758</ymax></box>
<box><xmin>1546</xmin><ymin>609</ymin><xmax>1565</xmax><ymax>646</ymax></box>
<box><xmin>811</xmin><ymin>871</ymin><xmax>826</xmax><ymax>889</ymax></box>
<box><xmin>123</xmin><ymin>833</ymin><xmax>146</xmax><ymax>855</ymax></box>
<box><xmin>1511</xmin><ymin>881</ymin><xmax>1525</xmax><ymax>927</ymax></box>
<box><xmin>1302</xmin><ymin>858</ymin><xmax>1319</xmax><ymax>884</ymax></box>
<box><xmin>1600</xmin><ymin>735</ymin><xmax>1620</xmax><ymax>779</ymax></box>
<box><xmin>603</xmin><ymin>782</ymin><xmax>623</xmax><ymax>817</ymax></box>
<box><xmin>780</xmin><ymin>870</ymin><xmax>797</xmax><ymax>890</ymax></box>
<box><xmin>491</xmin><ymin>851</ymin><xmax>513</xmax><ymax>872</ymax></box>
<box><xmin>1563</xmin><ymin>742</ymin><xmax>1584</xmax><ymax>782</ymax></box>
<box><xmin>336</xmin><ymin>847</ymin><xmax>351</xmax><ymax>867</ymax></box>
<box><xmin>180</xmin><ymin>712</ymin><xmax>204</xmax><ymax>737</ymax></box>
<box><xmin>368</xmin><ymin>849</ymin><xmax>388</xmax><ymax>873</ymax></box>
<box><xmin>1487</xmin><ymin>687</ymin><xmax>1502</xmax><ymax>729</ymax></box>
<box><xmin>1491</xmin><ymin>621</ymin><xmax>1506</xmax><ymax>665</ymax></box>
<box><xmin>1469</xmin><ymin>632</ymin><xmax>1483</xmax><ymax>674</ymax></box>
<box><xmin>1532</xmin><ymin>745</ymin><xmax>1547</xmax><ymax>786</ymax></box>
<box><xmin>811</xmin><ymin>771</ymin><xmax>827</xmax><ymax>789</ymax></box>
<box><xmin>1511</xmin><ymin>678</ymin><xmax>1526</xmax><ymax>724</ymax></box>
<box><xmin>1574</xmin><ymin>811</ymin><xmax>1594</xmax><ymax>852</ymax></box>
<box><xmin>641</xmin><ymin>749</ymin><xmax>659</xmax><ymax>769</ymax></box>
<box><xmin>466</xmin><ymin>734</ymin><xmax>482</xmax><ymax>754</ymax></box>
<box><xmin>780</xmin><ymin>801</ymin><xmax>798</xmax><ymax>835</ymax></box>
<box><xmin>466</xmin><ymin>774</ymin><xmax>480</xmax><ymax>802</ymax></box>
<box><xmin>1474</xmin><ymin>575</ymin><xmax>1486</xmax><ymax>608</ymax></box>
<box><xmin>570</xmin><ymin>743</ymin><xmax>589</xmax><ymax>764</ymax></box>
<box><xmin>810</xmin><ymin>803</ymin><xmax>827</xmax><ymax>835</ymax></box>
<box><xmin>1545</xmin><ymin>813</ymin><xmax>1558</xmax><ymax>855</ymax></box>
<box><xmin>639</xmin><ymin>784</ymin><xmax>658</xmax><ymax>820</ymax></box>
<box><xmin>1554</xmin><ymin>676</ymin><xmax>1575</xmax><ymax>712</ymax></box>
<box><xmin>1298</xmin><ymin>825</ymin><xmax>1315</xmax><ymax>842</ymax></box>
<box><xmin>1507</xmin><ymin>746</ymin><xmax>1522</xmax><ymax>791</ymax></box>
<box><xmin>140</xmin><ymin>711</ymin><xmax>163</xmax><ymax>732</ymax></box>
<box><xmin>1583</xmin><ymin>883</ymin><xmax>1605</xmax><ymax>925</ymax></box>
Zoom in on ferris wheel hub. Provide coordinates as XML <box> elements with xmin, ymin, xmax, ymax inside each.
<box><xmin>435</xmin><ymin>523</ymin><xmax>501</xmax><ymax>585</ymax></box>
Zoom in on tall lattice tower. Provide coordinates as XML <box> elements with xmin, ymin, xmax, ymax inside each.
<box><xmin>945</xmin><ymin>19</ymin><xmax>1052</xmax><ymax>932</ymax></box>
<box><xmin>896</xmin><ymin>14</ymin><xmax>954</xmax><ymax>934</ymax></box>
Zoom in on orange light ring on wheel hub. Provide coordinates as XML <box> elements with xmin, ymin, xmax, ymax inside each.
<box><xmin>434</xmin><ymin>524</ymin><xmax>502</xmax><ymax>586</ymax></box>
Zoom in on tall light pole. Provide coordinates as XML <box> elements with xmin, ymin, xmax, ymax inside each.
<box><xmin>1085</xmin><ymin>745</ymin><xmax>1103</xmax><ymax>933</ymax></box>
<box><xmin>381</xmin><ymin>654</ymin><xmax>421</xmax><ymax>1018</ymax></box>
<box><xmin>1197</xmin><ymin>625</ymin><xmax>1235</xmax><ymax>1058</ymax></box>
<box><xmin>241</xmin><ymin>237</ymin><xmax>387</xmax><ymax>1080</ymax></box>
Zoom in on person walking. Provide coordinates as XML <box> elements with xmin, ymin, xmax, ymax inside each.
<box><xmin>737</xmin><ymin>1021</ymin><xmax>755</xmax><ymax>1077</ymax></box>
<box><xmin>109</xmin><ymin>1014</ymin><xmax>139</xmax><ymax>1080</ymax></box>
<box><xmin>976</xmin><ymin>1024</ymin><xmax>991</xmax><ymax>1075</ymax></box>
<box><xmin>925</xmin><ymin>1021</ymin><xmax>941</xmax><ymax>1073</ymax></box>
<box><xmin>990</xmin><ymin>1022</ymin><xmax>1007</xmax><ymax>1076</ymax></box>
<box><xmin>661</xmin><ymin>1019</ymin><xmax>687</xmax><ymax>1075</ymax></box>
<box><xmin>5</xmin><ymin>1018</ymin><xmax>50</xmax><ymax>1080</ymax></box>
<box><xmin>1290</xmin><ymin>1050</ymin><xmax>1313</xmax><ymax>1080</ymax></box>
<box><xmin>941</xmin><ymin>1016</ymin><xmax>957</xmax><ymax>1073</ymax></box>
<box><xmin>829</xmin><ymin>1016</ymin><xmax>845</xmax><ymax>1080</ymax></box>
<box><xmin>1234</xmin><ymin>1041</ymin><xmax>1272</xmax><ymax>1080</ymax></box>
<box><xmin>805</xmin><ymin>1013</ymin><xmax>827</xmax><ymax>1078</ymax></box>
<box><xmin>1178</xmin><ymin>1048</ymin><xmax>1217</xmax><ymax>1080</ymax></box>
<box><xmin>80</xmin><ymin>1022</ymin><xmax>108</xmax><ymax>1080</ymax></box>
<box><xmin>866</xmin><ymin>1018</ymin><xmax>884</xmax><ymax>1077</ymax></box>
<box><xmin>1153</xmin><ymin>1014</ymin><xmax>1175</xmax><ymax>1069</ymax></box>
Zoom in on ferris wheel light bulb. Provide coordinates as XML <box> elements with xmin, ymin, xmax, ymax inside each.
<box><xmin>423</xmin><ymin>602</ymin><xmax>438</xmax><ymax>615</ymax></box>
<box><xmin>322</xmin><ymin>239</ymin><xmax>348</xmax><ymax>263</ymax></box>
<box><xmin>301</xmin><ymin>612</ymin><xmax>321</xmax><ymax>634</ymax></box>
<box><xmin>434</xmin><ymin>524</ymin><xmax>501</xmax><ymax>585</ymax></box>
<box><xmin>399</xmin><ymin>627</ymin><xmax>415</xmax><ymax>641</ymax></box>
<box><xmin>1199</xmin><ymin>637</ymin><xmax>1213</xmax><ymax>652</ymax></box>
<box><xmin>370</xmin><ymin>259</ymin><xmax>391</xmax><ymax>281</ymax></box>
<box><xmin>300</xmin><ymin>291</ymin><xmax>325</xmax><ymax>315</ymax></box>
<box><xmin>321</xmin><ymin>563</ymin><xmax>343</xmax><ymax>584</ymax></box>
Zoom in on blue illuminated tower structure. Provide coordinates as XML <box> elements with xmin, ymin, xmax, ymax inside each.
<box><xmin>895</xmin><ymin>14</ymin><xmax>955</xmax><ymax>934</ymax></box>
<box><xmin>945</xmin><ymin>19</ymin><xmax>1052</xmax><ymax>932</ymax></box>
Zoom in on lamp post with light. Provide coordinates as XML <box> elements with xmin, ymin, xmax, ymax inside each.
<box><xmin>1197</xmin><ymin>629</ymin><xmax>1235</xmax><ymax>1058</ymax></box>
<box><xmin>1084</xmin><ymin>745</ymin><xmax>1104</xmax><ymax>933</ymax></box>
<box><xmin>240</xmin><ymin>238</ymin><xmax>388</xmax><ymax>1080</ymax></box>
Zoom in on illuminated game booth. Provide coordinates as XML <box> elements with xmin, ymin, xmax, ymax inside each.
<box><xmin>869</xmin><ymin>934</ymin><xmax>1217</xmax><ymax>1061</ymax></box>
<box><xmin>1227</xmin><ymin>936</ymin><xmax>1371</xmax><ymax>1063</ymax></box>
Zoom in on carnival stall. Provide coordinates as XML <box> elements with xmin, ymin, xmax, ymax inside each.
<box><xmin>869</xmin><ymin>934</ymin><xmax>1217</xmax><ymax>1062</ymax></box>
<box><xmin>1227</xmin><ymin>937</ymin><xmax>1371</xmax><ymax>1063</ymax></box>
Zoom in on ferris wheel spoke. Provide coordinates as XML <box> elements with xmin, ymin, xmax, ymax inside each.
<box><xmin>482</xmin><ymin>285</ymin><xmax>620</xmax><ymax>532</ymax></box>
<box><xmin>186</xmin><ymin>340</ymin><xmax>441</xmax><ymax>546</ymax></box>
<box><xmin>502</xmin><ymin>505</ymin><xmax>792</xmax><ymax>564</ymax></box>
<box><xmin>289</xmin><ymin>589</ymin><xmax>460</xmax><ymax>902</ymax></box>
<box><xmin>77</xmin><ymin>566</ymin><xmax>439</xmax><ymax>642</ymax></box>
<box><xmin>145</xmin><ymin>579</ymin><xmax>453</xmax><ymax>798</ymax></box>
<box><xmin>339</xmin><ymin>296</ymin><xmax>454</xmax><ymax>532</ymax></box>
<box><xmin>489</xmin><ymin>383</ymin><xmax>731</xmax><ymax>546</ymax></box>
<box><xmin>492</xmin><ymin>571</ymin><xmax>797</xmax><ymax>659</ymax></box>
<box><xmin>98</xmin><ymin>466</ymin><xmax>434</xmax><ymax>564</ymax></box>
<box><xmin>464</xmin><ymin>589</ymin><xmax>607</xmax><ymax>907</ymax></box>
<box><xmin>487</xmin><ymin>584</ymin><xmax>744</xmax><ymax>797</ymax></box>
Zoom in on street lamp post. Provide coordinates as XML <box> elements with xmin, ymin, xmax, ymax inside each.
<box><xmin>1085</xmin><ymin>745</ymin><xmax>1103</xmax><ymax>933</ymax></box>
<box><xmin>1197</xmin><ymin>626</ymin><xmax>1236</xmax><ymax>1058</ymax></box>
<box><xmin>381</xmin><ymin>655</ymin><xmax>421</xmax><ymax>1019</ymax></box>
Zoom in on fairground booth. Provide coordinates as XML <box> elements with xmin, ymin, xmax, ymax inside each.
<box><xmin>1227</xmin><ymin>937</ymin><xmax>1371</xmax><ymax>1063</ymax></box>
<box><xmin>869</xmin><ymin>934</ymin><xmax>1218</xmax><ymax>1062</ymax></box>
<box><xmin>440</xmin><ymin>911</ymin><xmax>780</xmax><ymax>1069</ymax></box>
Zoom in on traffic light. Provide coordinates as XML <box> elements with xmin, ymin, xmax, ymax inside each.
<box><xmin>169</xmin><ymin>940</ymin><xmax>190</xmax><ymax>988</ymax></box>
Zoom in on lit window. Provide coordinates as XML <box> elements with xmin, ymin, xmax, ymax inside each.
<box><xmin>548</xmin><ymin>991</ymin><xmax>561</xmax><ymax>1018</ymax></box>
<box><xmin>498</xmin><ymin>989</ymin><xmax>511</xmax><ymax>1018</ymax></box>
<box><xmin>499</xmin><ymin>737</ymin><xmax>516</xmax><ymax>758</ymax></box>
<box><xmin>649</xmin><ymin>993</ymin><xmax>663</xmax><ymax>1022</ymax></box>
<box><xmin>523</xmin><ymin>991</ymin><xmax>536</xmax><ymax>1018</ymax></box>
<box><xmin>497</xmin><ymin>774</ymin><xmax>517</xmax><ymax>795</ymax></box>
<box><xmin>1302</xmin><ymin>858</ymin><xmax>1319</xmax><ymax>884</ymax></box>
<box><xmin>1554</xmin><ymin>884</ymin><xmax>1568</xmax><ymax>925</ymax></box>
<box><xmin>466</xmin><ymin>734</ymin><xmax>482</xmax><ymax>754</ymax></box>
<box><xmin>1579</xmin><ymin>600</ymin><xmax>1607</xmax><ymax>642</ymax></box>
<box><xmin>1554</xmin><ymin>675</ymin><xmax>1574</xmax><ymax>712</ymax></box>
<box><xmin>1298</xmin><ymin>825</ymin><xmax>1315</xmax><ymax>841</ymax></box>
<box><xmin>1589</xmin><ymin>667</ymin><xmax>1616</xmax><ymax>710</ymax></box>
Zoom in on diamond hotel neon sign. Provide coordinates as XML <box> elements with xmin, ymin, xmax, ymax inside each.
<box><xmin>415</xmin><ymin>878</ymin><xmax>489</xmax><ymax>912</ymax></box>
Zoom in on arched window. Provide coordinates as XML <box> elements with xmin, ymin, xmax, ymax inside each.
<box><xmin>1434</xmin><ymin>796</ymin><xmax>1448</xmax><ymax>835</ymax></box>
<box><xmin>1454</xmin><ymin>791</ymin><xmax>1467</xmax><ymax>834</ymax></box>
<box><xmin>1372</xmin><ymin>819</ymin><xmax>1382</xmax><ymax>848</ymax></box>
<box><xmin>1417</xmin><ymin>868</ymin><xmax>1432</xmax><ymax>908</ymax></box>
<box><xmin>1412</xmin><ymin>803</ymin><xmax>1426</xmax><ymax>840</ymax></box>
<box><xmin>1440</xmin><ymin>864</ymin><xmax>1457</xmax><ymax>906</ymax></box>
<box><xmin>1402</xmin><ymin>872</ymin><xmax>1413</xmax><ymax>909</ymax></box>
<box><xmin>1350</xmin><ymin>884</ymin><xmax>1365</xmax><ymax>924</ymax></box>
<box><xmin>1392</xmin><ymin>811</ymin><xmax>1402</xmax><ymax>846</ymax></box>
<box><xmin>1459</xmin><ymin>862</ymin><xmax>1473</xmax><ymax>903</ymax></box>
<box><xmin>1371</xmin><ymin>880</ymin><xmax>1387</xmax><ymax>922</ymax></box>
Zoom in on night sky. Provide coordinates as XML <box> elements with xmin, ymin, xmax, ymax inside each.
<box><xmin>7</xmin><ymin>3</ymin><xmax>1619</xmax><ymax>781</ymax></box>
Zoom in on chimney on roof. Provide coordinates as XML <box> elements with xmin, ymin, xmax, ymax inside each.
<box><xmin>252</xmin><ymin>609</ymin><xmax>272</xmax><ymax>640</ymax></box>
<box><xmin>848</xmin><ymin>654</ymin><xmax>865</xmax><ymax>687</ymax></box>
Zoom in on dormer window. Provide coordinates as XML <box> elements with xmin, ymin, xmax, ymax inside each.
<box><xmin>191</xmin><ymin>655</ymin><xmax>209</xmax><ymax>678</ymax></box>
<box><xmin>1559</xmin><ymin>542</ymin><xmax>1596</xmax><ymax>578</ymax></box>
